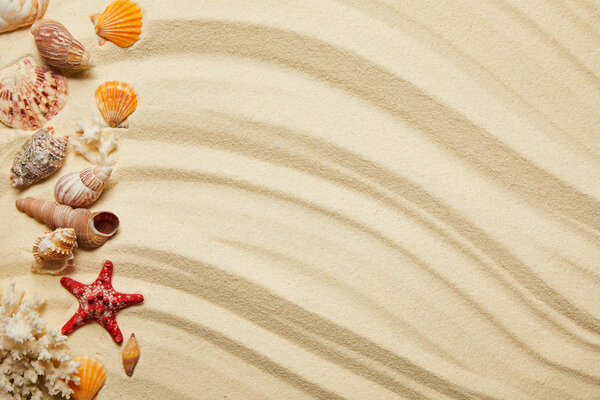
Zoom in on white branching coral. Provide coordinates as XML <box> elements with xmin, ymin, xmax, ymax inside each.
<box><xmin>0</xmin><ymin>282</ymin><xmax>80</xmax><ymax>400</ymax></box>
<box><xmin>71</xmin><ymin>117</ymin><xmax>118</xmax><ymax>166</ymax></box>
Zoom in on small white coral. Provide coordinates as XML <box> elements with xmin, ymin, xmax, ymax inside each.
<box><xmin>0</xmin><ymin>282</ymin><xmax>80</xmax><ymax>400</ymax></box>
<box><xmin>71</xmin><ymin>117</ymin><xmax>118</xmax><ymax>166</ymax></box>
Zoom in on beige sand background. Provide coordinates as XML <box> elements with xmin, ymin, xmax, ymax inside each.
<box><xmin>1</xmin><ymin>0</ymin><xmax>600</xmax><ymax>399</ymax></box>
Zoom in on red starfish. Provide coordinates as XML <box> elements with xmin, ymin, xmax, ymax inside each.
<box><xmin>60</xmin><ymin>260</ymin><xmax>143</xmax><ymax>344</ymax></box>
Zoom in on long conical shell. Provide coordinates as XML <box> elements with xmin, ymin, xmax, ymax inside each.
<box><xmin>0</xmin><ymin>0</ymin><xmax>48</xmax><ymax>33</ymax></box>
<box><xmin>16</xmin><ymin>197</ymin><xmax>119</xmax><ymax>248</ymax></box>
<box><xmin>55</xmin><ymin>167</ymin><xmax>113</xmax><ymax>207</ymax></box>
<box><xmin>95</xmin><ymin>81</ymin><xmax>137</xmax><ymax>128</ymax></box>
<box><xmin>69</xmin><ymin>357</ymin><xmax>106</xmax><ymax>400</ymax></box>
<box><xmin>90</xmin><ymin>0</ymin><xmax>142</xmax><ymax>47</ymax></box>
<box><xmin>32</xmin><ymin>228</ymin><xmax>77</xmax><ymax>274</ymax></box>
<box><xmin>0</xmin><ymin>56</ymin><xmax>68</xmax><ymax>130</ymax></box>
<box><xmin>10</xmin><ymin>127</ymin><xmax>68</xmax><ymax>188</ymax></box>
<box><xmin>122</xmin><ymin>333</ymin><xmax>140</xmax><ymax>376</ymax></box>
<box><xmin>31</xmin><ymin>19</ymin><xmax>94</xmax><ymax>69</ymax></box>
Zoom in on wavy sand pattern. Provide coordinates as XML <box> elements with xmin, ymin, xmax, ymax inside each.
<box><xmin>1</xmin><ymin>0</ymin><xmax>599</xmax><ymax>399</ymax></box>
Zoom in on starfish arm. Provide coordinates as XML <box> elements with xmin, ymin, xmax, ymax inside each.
<box><xmin>61</xmin><ymin>307</ymin><xmax>89</xmax><ymax>335</ymax></box>
<box><xmin>98</xmin><ymin>311</ymin><xmax>123</xmax><ymax>344</ymax></box>
<box><xmin>60</xmin><ymin>277</ymin><xmax>86</xmax><ymax>295</ymax></box>
<box><xmin>97</xmin><ymin>260</ymin><xmax>114</xmax><ymax>283</ymax></box>
<box><xmin>115</xmin><ymin>293</ymin><xmax>144</xmax><ymax>308</ymax></box>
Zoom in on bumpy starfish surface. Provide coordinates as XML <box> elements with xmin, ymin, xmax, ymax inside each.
<box><xmin>60</xmin><ymin>260</ymin><xmax>143</xmax><ymax>344</ymax></box>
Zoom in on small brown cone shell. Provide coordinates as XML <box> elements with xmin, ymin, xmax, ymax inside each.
<box><xmin>122</xmin><ymin>333</ymin><xmax>140</xmax><ymax>376</ymax></box>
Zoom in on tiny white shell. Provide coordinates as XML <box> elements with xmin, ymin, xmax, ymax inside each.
<box><xmin>54</xmin><ymin>167</ymin><xmax>112</xmax><ymax>207</ymax></box>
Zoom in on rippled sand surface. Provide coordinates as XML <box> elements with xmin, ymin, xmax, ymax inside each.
<box><xmin>1</xmin><ymin>1</ymin><xmax>600</xmax><ymax>399</ymax></box>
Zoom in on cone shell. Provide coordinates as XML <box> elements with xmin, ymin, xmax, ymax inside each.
<box><xmin>90</xmin><ymin>0</ymin><xmax>142</xmax><ymax>47</ymax></box>
<box><xmin>95</xmin><ymin>80</ymin><xmax>137</xmax><ymax>128</ymax></box>
<box><xmin>0</xmin><ymin>56</ymin><xmax>68</xmax><ymax>130</ymax></box>
<box><xmin>31</xmin><ymin>19</ymin><xmax>94</xmax><ymax>69</ymax></box>
<box><xmin>122</xmin><ymin>333</ymin><xmax>140</xmax><ymax>376</ymax></box>
<box><xmin>10</xmin><ymin>127</ymin><xmax>68</xmax><ymax>188</ymax></box>
<box><xmin>0</xmin><ymin>0</ymin><xmax>48</xmax><ymax>33</ymax></box>
<box><xmin>16</xmin><ymin>197</ymin><xmax>119</xmax><ymax>248</ymax></box>
<box><xmin>55</xmin><ymin>167</ymin><xmax>113</xmax><ymax>207</ymax></box>
<box><xmin>32</xmin><ymin>228</ymin><xmax>77</xmax><ymax>274</ymax></box>
<box><xmin>69</xmin><ymin>357</ymin><xmax>106</xmax><ymax>400</ymax></box>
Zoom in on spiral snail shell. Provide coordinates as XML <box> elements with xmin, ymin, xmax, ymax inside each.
<box><xmin>55</xmin><ymin>167</ymin><xmax>112</xmax><ymax>207</ymax></box>
<box><xmin>31</xmin><ymin>19</ymin><xmax>94</xmax><ymax>69</ymax></box>
<box><xmin>16</xmin><ymin>197</ymin><xmax>119</xmax><ymax>248</ymax></box>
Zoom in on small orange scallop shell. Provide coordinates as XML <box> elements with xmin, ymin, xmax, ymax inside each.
<box><xmin>69</xmin><ymin>357</ymin><xmax>107</xmax><ymax>400</ymax></box>
<box><xmin>95</xmin><ymin>81</ymin><xmax>137</xmax><ymax>128</ymax></box>
<box><xmin>90</xmin><ymin>0</ymin><xmax>142</xmax><ymax>48</ymax></box>
<box><xmin>0</xmin><ymin>56</ymin><xmax>68</xmax><ymax>130</ymax></box>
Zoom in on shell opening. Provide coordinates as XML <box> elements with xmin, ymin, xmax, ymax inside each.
<box><xmin>90</xmin><ymin>212</ymin><xmax>119</xmax><ymax>236</ymax></box>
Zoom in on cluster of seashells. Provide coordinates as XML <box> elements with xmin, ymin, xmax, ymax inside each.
<box><xmin>0</xmin><ymin>0</ymin><xmax>141</xmax><ymax>131</ymax></box>
<box><xmin>2</xmin><ymin>0</ymin><xmax>145</xmax><ymax>395</ymax></box>
<box><xmin>4</xmin><ymin>0</ymin><xmax>145</xmax><ymax>273</ymax></box>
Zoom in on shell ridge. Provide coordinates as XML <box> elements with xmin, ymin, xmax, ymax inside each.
<box><xmin>91</xmin><ymin>0</ymin><xmax>142</xmax><ymax>47</ymax></box>
<box><xmin>0</xmin><ymin>57</ymin><xmax>67</xmax><ymax>130</ymax></box>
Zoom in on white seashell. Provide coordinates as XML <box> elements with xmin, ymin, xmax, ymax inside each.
<box><xmin>54</xmin><ymin>167</ymin><xmax>112</xmax><ymax>207</ymax></box>
<box><xmin>0</xmin><ymin>0</ymin><xmax>48</xmax><ymax>33</ymax></box>
<box><xmin>32</xmin><ymin>228</ymin><xmax>77</xmax><ymax>275</ymax></box>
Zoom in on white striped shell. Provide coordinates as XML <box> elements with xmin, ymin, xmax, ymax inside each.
<box><xmin>32</xmin><ymin>228</ymin><xmax>77</xmax><ymax>274</ymax></box>
<box><xmin>54</xmin><ymin>167</ymin><xmax>112</xmax><ymax>207</ymax></box>
<box><xmin>0</xmin><ymin>0</ymin><xmax>49</xmax><ymax>33</ymax></box>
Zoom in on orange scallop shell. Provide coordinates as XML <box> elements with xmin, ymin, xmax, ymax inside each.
<box><xmin>90</xmin><ymin>0</ymin><xmax>142</xmax><ymax>48</ymax></box>
<box><xmin>95</xmin><ymin>80</ymin><xmax>137</xmax><ymax>128</ymax></box>
<box><xmin>69</xmin><ymin>357</ymin><xmax>107</xmax><ymax>400</ymax></box>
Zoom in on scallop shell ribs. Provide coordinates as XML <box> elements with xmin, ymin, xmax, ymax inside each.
<box><xmin>90</xmin><ymin>0</ymin><xmax>142</xmax><ymax>48</ymax></box>
<box><xmin>0</xmin><ymin>56</ymin><xmax>68</xmax><ymax>130</ymax></box>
